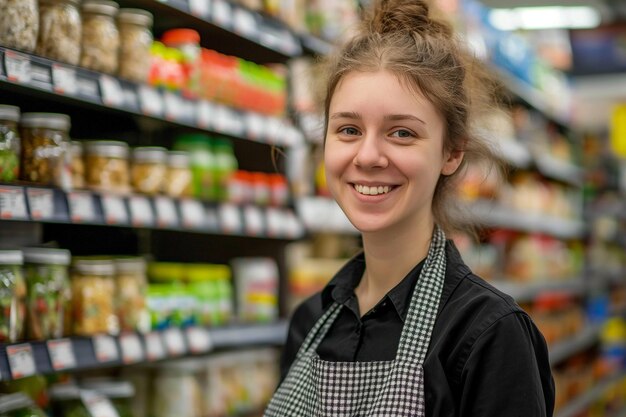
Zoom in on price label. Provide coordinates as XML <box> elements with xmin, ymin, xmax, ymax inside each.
<box><xmin>197</xmin><ymin>100</ymin><xmax>214</xmax><ymax>129</ymax></box>
<box><xmin>4</xmin><ymin>50</ymin><xmax>31</xmax><ymax>84</ymax></box>
<box><xmin>93</xmin><ymin>335</ymin><xmax>119</xmax><ymax>363</ymax></box>
<box><xmin>52</xmin><ymin>64</ymin><xmax>77</xmax><ymax>95</ymax></box>
<box><xmin>138</xmin><ymin>85</ymin><xmax>164</xmax><ymax>117</ymax></box>
<box><xmin>81</xmin><ymin>390</ymin><xmax>120</xmax><ymax>417</ymax></box>
<box><xmin>144</xmin><ymin>332</ymin><xmax>166</xmax><ymax>361</ymax></box>
<box><xmin>119</xmin><ymin>333</ymin><xmax>144</xmax><ymax>364</ymax></box>
<box><xmin>47</xmin><ymin>339</ymin><xmax>77</xmax><ymax>371</ymax></box>
<box><xmin>101</xmin><ymin>194</ymin><xmax>128</xmax><ymax>225</ymax></box>
<box><xmin>219</xmin><ymin>204</ymin><xmax>242</xmax><ymax>234</ymax></box>
<box><xmin>76</xmin><ymin>75</ymin><xmax>100</xmax><ymax>101</ymax></box>
<box><xmin>213</xmin><ymin>105</ymin><xmax>243</xmax><ymax>135</ymax></box>
<box><xmin>243</xmin><ymin>205</ymin><xmax>265</xmax><ymax>236</ymax></box>
<box><xmin>233</xmin><ymin>8</ymin><xmax>258</xmax><ymax>38</ymax></box>
<box><xmin>163</xmin><ymin>328</ymin><xmax>186</xmax><ymax>356</ymax></box>
<box><xmin>190</xmin><ymin>0</ymin><xmax>211</xmax><ymax>18</ymax></box>
<box><xmin>180</xmin><ymin>199</ymin><xmax>206</xmax><ymax>229</ymax></box>
<box><xmin>266</xmin><ymin>117</ymin><xmax>283</xmax><ymax>144</ymax></box>
<box><xmin>212</xmin><ymin>0</ymin><xmax>232</xmax><ymax>27</ymax></box>
<box><xmin>154</xmin><ymin>196</ymin><xmax>178</xmax><ymax>228</ymax></box>
<box><xmin>68</xmin><ymin>191</ymin><xmax>96</xmax><ymax>223</ymax></box>
<box><xmin>186</xmin><ymin>327</ymin><xmax>213</xmax><ymax>354</ymax></box>
<box><xmin>129</xmin><ymin>196</ymin><xmax>154</xmax><ymax>226</ymax></box>
<box><xmin>27</xmin><ymin>188</ymin><xmax>55</xmax><ymax>220</ymax></box>
<box><xmin>205</xmin><ymin>206</ymin><xmax>219</xmax><ymax>230</ymax></box>
<box><xmin>7</xmin><ymin>344</ymin><xmax>36</xmax><ymax>379</ymax></box>
<box><xmin>265</xmin><ymin>207</ymin><xmax>283</xmax><ymax>237</ymax></box>
<box><xmin>163</xmin><ymin>91</ymin><xmax>183</xmax><ymax>120</ymax></box>
<box><xmin>245</xmin><ymin>112</ymin><xmax>266</xmax><ymax>140</ymax></box>
<box><xmin>121</xmin><ymin>85</ymin><xmax>139</xmax><ymax>111</ymax></box>
<box><xmin>0</xmin><ymin>186</ymin><xmax>28</xmax><ymax>220</ymax></box>
<box><xmin>99</xmin><ymin>75</ymin><xmax>124</xmax><ymax>107</ymax></box>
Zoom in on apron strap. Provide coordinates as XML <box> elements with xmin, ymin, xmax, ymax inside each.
<box><xmin>294</xmin><ymin>302</ymin><xmax>343</xmax><ymax>360</ymax></box>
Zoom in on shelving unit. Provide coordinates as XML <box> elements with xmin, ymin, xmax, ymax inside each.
<box><xmin>555</xmin><ymin>370</ymin><xmax>626</xmax><ymax>417</ymax></box>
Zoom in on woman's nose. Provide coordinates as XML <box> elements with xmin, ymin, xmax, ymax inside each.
<box><xmin>353</xmin><ymin>135</ymin><xmax>388</xmax><ymax>169</ymax></box>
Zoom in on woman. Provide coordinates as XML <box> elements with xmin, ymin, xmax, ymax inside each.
<box><xmin>266</xmin><ymin>0</ymin><xmax>555</xmax><ymax>416</ymax></box>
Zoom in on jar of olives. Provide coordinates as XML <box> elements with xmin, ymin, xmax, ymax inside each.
<box><xmin>114</xmin><ymin>257</ymin><xmax>148</xmax><ymax>333</ymax></box>
<box><xmin>0</xmin><ymin>105</ymin><xmax>21</xmax><ymax>182</ymax></box>
<box><xmin>0</xmin><ymin>250</ymin><xmax>26</xmax><ymax>343</ymax></box>
<box><xmin>84</xmin><ymin>140</ymin><xmax>130</xmax><ymax>194</ymax></box>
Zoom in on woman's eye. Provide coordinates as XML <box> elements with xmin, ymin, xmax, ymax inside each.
<box><xmin>339</xmin><ymin>127</ymin><xmax>360</xmax><ymax>136</ymax></box>
<box><xmin>391</xmin><ymin>129</ymin><xmax>414</xmax><ymax>138</ymax></box>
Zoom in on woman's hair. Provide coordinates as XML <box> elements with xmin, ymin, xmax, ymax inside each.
<box><xmin>322</xmin><ymin>0</ymin><xmax>505</xmax><ymax>235</ymax></box>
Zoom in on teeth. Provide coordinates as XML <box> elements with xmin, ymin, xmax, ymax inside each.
<box><xmin>354</xmin><ymin>184</ymin><xmax>392</xmax><ymax>196</ymax></box>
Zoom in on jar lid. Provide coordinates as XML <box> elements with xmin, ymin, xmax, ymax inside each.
<box><xmin>73</xmin><ymin>259</ymin><xmax>116</xmax><ymax>276</ymax></box>
<box><xmin>161</xmin><ymin>29</ymin><xmax>201</xmax><ymax>46</ymax></box>
<box><xmin>0</xmin><ymin>393</ymin><xmax>35</xmax><ymax>414</ymax></box>
<box><xmin>0</xmin><ymin>250</ymin><xmax>23</xmax><ymax>265</ymax></box>
<box><xmin>20</xmin><ymin>113</ymin><xmax>71</xmax><ymax>131</ymax></box>
<box><xmin>115</xmin><ymin>257</ymin><xmax>146</xmax><ymax>274</ymax></box>
<box><xmin>49</xmin><ymin>384</ymin><xmax>82</xmax><ymax>401</ymax></box>
<box><xmin>80</xmin><ymin>379</ymin><xmax>135</xmax><ymax>398</ymax></box>
<box><xmin>118</xmin><ymin>8</ymin><xmax>153</xmax><ymax>27</ymax></box>
<box><xmin>85</xmin><ymin>140</ymin><xmax>129</xmax><ymax>159</ymax></box>
<box><xmin>40</xmin><ymin>0</ymin><xmax>81</xmax><ymax>5</ymax></box>
<box><xmin>0</xmin><ymin>105</ymin><xmax>20</xmax><ymax>123</ymax></box>
<box><xmin>167</xmin><ymin>151</ymin><xmax>190</xmax><ymax>168</ymax></box>
<box><xmin>82</xmin><ymin>0</ymin><xmax>119</xmax><ymax>16</ymax></box>
<box><xmin>133</xmin><ymin>146</ymin><xmax>167</xmax><ymax>163</ymax></box>
<box><xmin>23</xmin><ymin>247</ymin><xmax>71</xmax><ymax>265</ymax></box>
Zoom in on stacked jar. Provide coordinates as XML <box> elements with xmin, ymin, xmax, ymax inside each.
<box><xmin>131</xmin><ymin>146</ymin><xmax>168</xmax><ymax>195</ymax></box>
<box><xmin>0</xmin><ymin>105</ymin><xmax>21</xmax><ymax>182</ymax></box>
<box><xmin>80</xmin><ymin>0</ymin><xmax>120</xmax><ymax>74</ymax></box>
<box><xmin>114</xmin><ymin>257</ymin><xmax>148</xmax><ymax>333</ymax></box>
<box><xmin>84</xmin><ymin>140</ymin><xmax>130</xmax><ymax>194</ymax></box>
<box><xmin>164</xmin><ymin>151</ymin><xmax>193</xmax><ymax>198</ymax></box>
<box><xmin>36</xmin><ymin>0</ymin><xmax>82</xmax><ymax>65</ymax></box>
<box><xmin>0</xmin><ymin>250</ymin><xmax>26</xmax><ymax>343</ymax></box>
<box><xmin>117</xmin><ymin>8</ymin><xmax>154</xmax><ymax>83</ymax></box>
<box><xmin>0</xmin><ymin>0</ymin><xmax>39</xmax><ymax>53</ymax></box>
<box><xmin>161</xmin><ymin>29</ymin><xmax>202</xmax><ymax>97</ymax></box>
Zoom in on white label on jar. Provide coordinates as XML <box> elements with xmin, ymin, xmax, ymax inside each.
<box><xmin>101</xmin><ymin>194</ymin><xmax>128</xmax><ymax>225</ymax></box>
<box><xmin>52</xmin><ymin>64</ymin><xmax>77</xmax><ymax>96</ymax></box>
<box><xmin>245</xmin><ymin>112</ymin><xmax>266</xmax><ymax>141</ymax></box>
<box><xmin>243</xmin><ymin>205</ymin><xmax>265</xmax><ymax>236</ymax></box>
<box><xmin>154</xmin><ymin>196</ymin><xmax>178</xmax><ymax>228</ymax></box>
<box><xmin>138</xmin><ymin>85</ymin><xmax>164</xmax><ymax>117</ymax></box>
<box><xmin>163</xmin><ymin>328</ymin><xmax>187</xmax><ymax>356</ymax></box>
<box><xmin>99</xmin><ymin>75</ymin><xmax>124</xmax><ymax>107</ymax></box>
<box><xmin>26</xmin><ymin>188</ymin><xmax>54</xmax><ymax>220</ymax></box>
<box><xmin>4</xmin><ymin>50</ymin><xmax>31</xmax><ymax>84</ymax></box>
<box><xmin>233</xmin><ymin>8</ymin><xmax>258</xmax><ymax>38</ymax></box>
<box><xmin>47</xmin><ymin>339</ymin><xmax>77</xmax><ymax>370</ymax></box>
<box><xmin>186</xmin><ymin>327</ymin><xmax>213</xmax><ymax>354</ymax></box>
<box><xmin>129</xmin><ymin>196</ymin><xmax>154</xmax><ymax>227</ymax></box>
<box><xmin>119</xmin><ymin>333</ymin><xmax>144</xmax><ymax>364</ymax></box>
<box><xmin>0</xmin><ymin>186</ymin><xmax>28</xmax><ymax>220</ymax></box>
<box><xmin>7</xmin><ymin>344</ymin><xmax>36</xmax><ymax>379</ymax></box>
<box><xmin>180</xmin><ymin>199</ymin><xmax>206</xmax><ymax>229</ymax></box>
<box><xmin>197</xmin><ymin>100</ymin><xmax>214</xmax><ymax>129</ymax></box>
<box><xmin>81</xmin><ymin>390</ymin><xmax>120</xmax><ymax>417</ymax></box>
<box><xmin>190</xmin><ymin>0</ymin><xmax>211</xmax><ymax>18</ymax></box>
<box><xmin>212</xmin><ymin>0</ymin><xmax>232</xmax><ymax>28</ymax></box>
<box><xmin>144</xmin><ymin>332</ymin><xmax>165</xmax><ymax>361</ymax></box>
<box><xmin>219</xmin><ymin>203</ymin><xmax>242</xmax><ymax>234</ymax></box>
<box><xmin>68</xmin><ymin>191</ymin><xmax>96</xmax><ymax>223</ymax></box>
<box><xmin>93</xmin><ymin>334</ymin><xmax>119</xmax><ymax>363</ymax></box>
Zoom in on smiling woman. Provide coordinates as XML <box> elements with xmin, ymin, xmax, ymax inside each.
<box><xmin>265</xmin><ymin>1</ymin><xmax>555</xmax><ymax>416</ymax></box>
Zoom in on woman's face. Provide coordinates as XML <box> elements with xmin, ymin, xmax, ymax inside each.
<box><xmin>324</xmin><ymin>70</ymin><xmax>463</xmax><ymax>235</ymax></box>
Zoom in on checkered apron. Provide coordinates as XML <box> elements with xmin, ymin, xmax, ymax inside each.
<box><xmin>265</xmin><ymin>226</ymin><xmax>447</xmax><ymax>417</ymax></box>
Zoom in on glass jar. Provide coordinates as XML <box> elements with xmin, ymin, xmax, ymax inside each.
<box><xmin>84</xmin><ymin>140</ymin><xmax>130</xmax><ymax>194</ymax></box>
<box><xmin>19</xmin><ymin>112</ymin><xmax>71</xmax><ymax>188</ymax></box>
<box><xmin>23</xmin><ymin>247</ymin><xmax>71</xmax><ymax>340</ymax></box>
<box><xmin>0</xmin><ymin>0</ymin><xmax>39</xmax><ymax>53</ymax></box>
<box><xmin>70</xmin><ymin>141</ymin><xmax>84</xmax><ymax>189</ymax></box>
<box><xmin>114</xmin><ymin>257</ymin><xmax>148</xmax><ymax>333</ymax></box>
<box><xmin>80</xmin><ymin>0</ymin><xmax>120</xmax><ymax>74</ymax></box>
<box><xmin>0</xmin><ymin>105</ymin><xmax>21</xmax><ymax>182</ymax></box>
<box><xmin>117</xmin><ymin>8</ymin><xmax>153</xmax><ymax>83</ymax></box>
<box><xmin>164</xmin><ymin>151</ymin><xmax>193</xmax><ymax>198</ymax></box>
<box><xmin>36</xmin><ymin>0</ymin><xmax>82</xmax><ymax>65</ymax></box>
<box><xmin>0</xmin><ymin>250</ymin><xmax>26</xmax><ymax>343</ymax></box>
<box><xmin>131</xmin><ymin>146</ymin><xmax>167</xmax><ymax>195</ymax></box>
<box><xmin>71</xmin><ymin>258</ymin><xmax>118</xmax><ymax>335</ymax></box>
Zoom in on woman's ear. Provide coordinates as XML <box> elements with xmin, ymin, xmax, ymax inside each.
<box><xmin>441</xmin><ymin>148</ymin><xmax>464</xmax><ymax>176</ymax></box>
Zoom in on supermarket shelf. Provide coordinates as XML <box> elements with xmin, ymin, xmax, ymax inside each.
<box><xmin>0</xmin><ymin>185</ymin><xmax>305</xmax><ymax>241</ymax></box>
<box><xmin>0</xmin><ymin>47</ymin><xmax>304</xmax><ymax>148</ymax></box>
<box><xmin>491</xmin><ymin>278</ymin><xmax>585</xmax><ymax>303</ymax></box>
<box><xmin>0</xmin><ymin>321</ymin><xmax>288</xmax><ymax>381</ymax></box>
<box><xmin>300</xmin><ymin>33</ymin><xmax>335</xmax><ymax>56</ymax></box>
<box><xmin>295</xmin><ymin>196</ymin><xmax>358</xmax><ymax>235</ymax></box>
<box><xmin>533</xmin><ymin>154</ymin><xmax>584</xmax><ymax>187</ymax></box>
<box><xmin>549</xmin><ymin>323</ymin><xmax>602</xmax><ymax>366</ymax></box>
<box><xmin>467</xmin><ymin>200</ymin><xmax>585</xmax><ymax>239</ymax></box>
<box><xmin>495</xmin><ymin>139</ymin><xmax>533</xmax><ymax>168</ymax></box>
<box><xmin>555</xmin><ymin>369</ymin><xmax>626</xmax><ymax>417</ymax></box>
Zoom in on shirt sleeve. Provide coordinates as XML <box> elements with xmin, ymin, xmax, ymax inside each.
<box><xmin>459</xmin><ymin>312</ymin><xmax>555</xmax><ymax>417</ymax></box>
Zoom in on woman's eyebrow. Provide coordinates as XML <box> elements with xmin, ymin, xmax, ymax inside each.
<box><xmin>383</xmin><ymin>114</ymin><xmax>426</xmax><ymax>125</ymax></box>
<box><xmin>330</xmin><ymin>111</ymin><xmax>362</xmax><ymax>120</ymax></box>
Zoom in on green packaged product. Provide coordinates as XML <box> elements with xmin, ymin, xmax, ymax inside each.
<box><xmin>212</xmin><ymin>138</ymin><xmax>238</xmax><ymax>201</ymax></box>
<box><xmin>0</xmin><ymin>105</ymin><xmax>21</xmax><ymax>182</ymax></box>
<box><xmin>173</xmin><ymin>134</ymin><xmax>215</xmax><ymax>200</ymax></box>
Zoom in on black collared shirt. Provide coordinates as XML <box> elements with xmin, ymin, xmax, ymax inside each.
<box><xmin>280</xmin><ymin>241</ymin><xmax>555</xmax><ymax>417</ymax></box>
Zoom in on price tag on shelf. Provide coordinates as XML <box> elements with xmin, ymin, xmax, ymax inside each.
<box><xmin>119</xmin><ymin>333</ymin><xmax>144</xmax><ymax>364</ymax></box>
<box><xmin>219</xmin><ymin>203</ymin><xmax>242</xmax><ymax>234</ymax></box>
<box><xmin>189</xmin><ymin>0</ymin><xmax>211</xmax><ymax>18</ymax></box>
<box><xmin>101</xmin><ymin>194</ymin><xmax>128</xmax><ymax>225</ymax></box>
<box><xmin>81</xmin><ymin>390</ymin><xmax>120</xmax><ymax>417</ymax></box>
<box><xmin>93</xmin><ymin>334</ymin><xmax>119</xmax><ymax>363</ymax></box>
<box><xmin>52</xmin><ymin>64</ymin><xmax>77</xmax><ymax>95</ymax></box>
<box><xmin>233</xmin><ymin>8</ymin><xmax>258</xmax><ymax>38</ymax></box>
<box><xmin>245</xmin><ymin>112</ymin><xmax>266</xmax><ymax>141</ymax></box>
<box><xmin>121</xmin><ymin>85</ymin><xmax>139</xmax><ymax>112</ymax></box>
<box><xmin>243</xmin><ymin>205</ymin><xmax>265</xmax><ymax>236</ymax></box>
<box><xmin>99</xmin><ymin>75</ymin><xmax>124</xmax><ymax>107</ymax></box>
<box><xmin>163</xmin><ymin>328</ymin><xmax>186</xmax><ymax>356</ymax></box>
<box><xmin>212</xmin><ymin>0</ymin><xmax>232</xmax><ymax>27</ymax></box>
<box><xmin>144</xmin><ymin>332</ymin><xmax>166</xmax><ymax>361</ymax></box>
<box><xmin>6</xmin><ymin>344</ymin><xmax>36</xmax><ymax>379</ymax></box>
<box><xmin>154</xmin><ymin>196</ymin><xmax>178</xmax><ymax>228</ymax></box>
<box><xmin>265</xmin><ymin>117</ymin><xmax>283</xmax><ymax>145</ymax></box>
<box><xmin>186</xmin><ymin>327</ymin><xmax>213</xmax><ymax>354</ymax></box>
<box><xmin>0</xmin><ymin>186</ymin><xmax>28</xmax><ymax>220</ymax></box>
<box><xmin>129</xmin><ymin>196</ymin><xmax>154</xmax><ymax>227</ymax></box>
<box><xmin>76</xmin><ymin>75</ymin><xmax>100</xmax><ymax>101</ymax></box>
<box><xmin>47</xmin><ymin>339</ymin><xmax>77</xmax><ymax>371</ymax></box>
<box><xmin>26</xmin><ymin>188</ymin><xmax>55</xmax><ymax>220</ymax></box>
<box><xmin>4</xmin><ymin>50</ymin><xmax>31</xmax><ymax>84</ymax></box>
<box><xmin>68</xmin><ymin>191</ymin><xmax>96</xmax><ymax>223</ymax></box>
<box><xmin>180</xmin><ymin>199</ymin><xmax>206</xmax><ymax>229</ymax></box>
<box><xmin>197</xmin><ymin>100</ymin><xmax>214</xmax><ymax>129</ymax></box>
<box><xmin>163</xmin><ymin>91</ymin><xmax>184</xmax><ymax>121</ymax></box>
<box><xmin>213</xmin><ymin>105</ymin><xmax>243</xmax><ymax>136</ymax></box>
<box><xmin>138</xmin><ymin>85</ymin><xmax>164</xmax><ymax>117</ymax></box>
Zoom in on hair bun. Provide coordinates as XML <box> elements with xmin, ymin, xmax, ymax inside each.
<box><xmin>365</xmin><ymin>0</ymin><xmax>452</xmax><ymax>38</ymax></box>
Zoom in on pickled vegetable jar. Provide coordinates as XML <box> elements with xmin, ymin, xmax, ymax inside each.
<box><xmin>131</xmin><ymin>146</ymin><xmax>167</xmax><ymax>195</ymax></box>
<box><xmin>0</xmin><ymin>0</ymin><xmax>39</xmax><ymax>53</ymax></box>
<box><xmin>0</xmin><ymin>105</ymin><xmax>21</xmax><ymax>182</ymax></box>
<box><xmin>114</xmin><ymin>257</ymin><xmax>148</xmax><ymax>333</ymax></box>
<box><xmin>84</xmin><ymin>140</ymin><xmax>130</xmax><ymax>194</ymax></box>
<box><xmin>19</xmin><ymin>112</ymin><xmax>72</xmax><ymax>188</ymax></box>
<box><xmin>164</xmin><ymin>151</ymin><xmax>193</xmax><ymax>198</ymax></box>
<box><xmin>80</xmin><ymin>0</ymin><xmax>120</xmax><ymax>74</ymax></box>
<box><xmin>23</xmin><ymin>247</ymin><xmax>71</xmax><ymax>340</ymax></box>
<box><xmin>36</xmin><ymin>0</ymin><xmax>82</xmax><ymax>65</ymax></box>
<box><xmin>0</xmin><ymin>250</ymin><xmax>26</xmax><ymax>343</ymax></box>
<box><xmin>117</xmin><ymin>8</ymin><xmax>153</xmax><ymax>83</ymax></box>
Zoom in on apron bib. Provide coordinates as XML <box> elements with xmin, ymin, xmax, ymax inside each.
<box><xmin>265</xmin><ymin>226</ymin><xmax>447</xmax><ymax>417</ymax></box>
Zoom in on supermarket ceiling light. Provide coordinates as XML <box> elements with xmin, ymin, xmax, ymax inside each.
<box><xmin>489</xmin><ymin>6</ymin><xmax>601</xmax><ymax>31</ymax></box>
